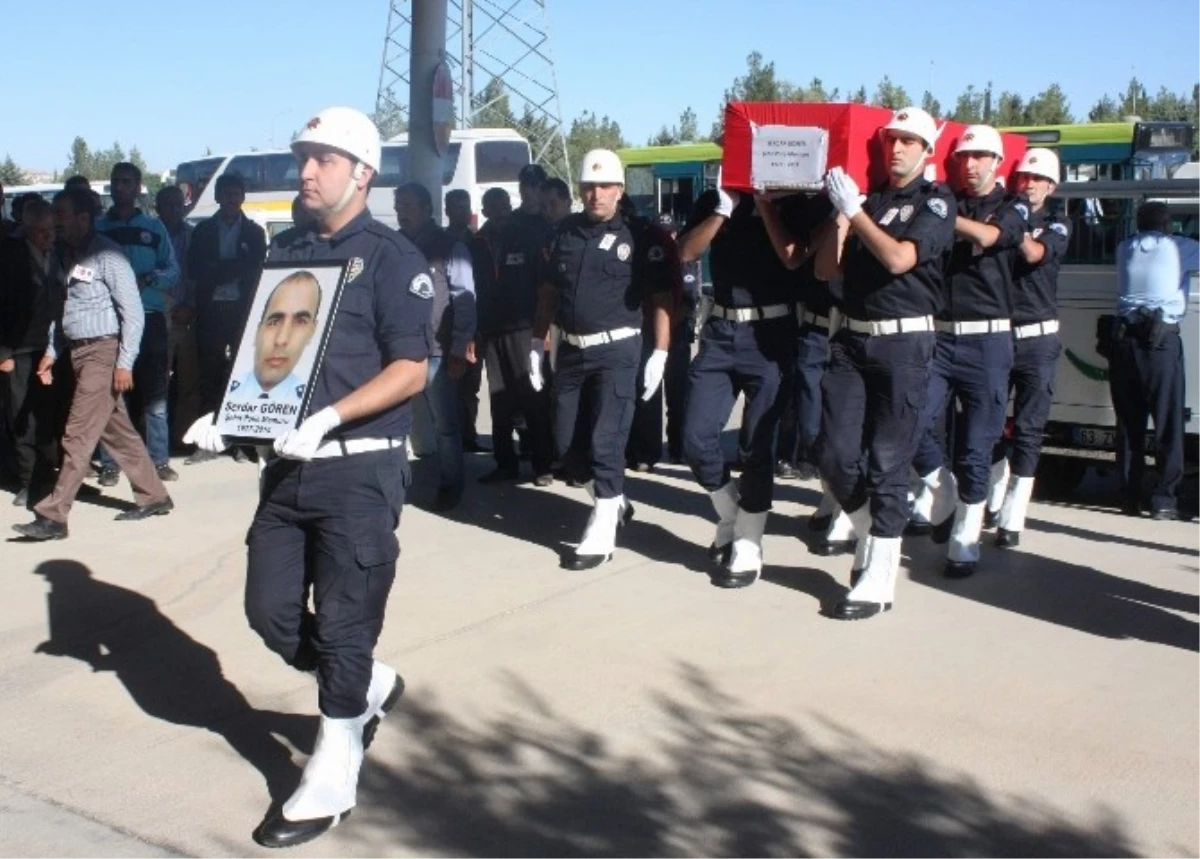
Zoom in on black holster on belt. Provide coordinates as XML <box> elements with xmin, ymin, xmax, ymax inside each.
<box><xmin>1095</xmin><ymin>314</ymin><xmax>1116</xmax><ymax>360</ymax></box>
<box><xmin>1124</xmin><ymin>307</ymin><xmax>1174</xmax><ymax>349</ymax></box>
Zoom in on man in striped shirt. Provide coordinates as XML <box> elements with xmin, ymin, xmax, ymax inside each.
<box><xmin>13</xmin><ymin>188</ymin><xmax>173</xmax><ymax>540</ymax></box>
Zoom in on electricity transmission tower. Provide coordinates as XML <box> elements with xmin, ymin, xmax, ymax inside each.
<box><xmin>375</xmin><ymin>0</ymin><xmax>571</xmax><ymax>179</ymax></box>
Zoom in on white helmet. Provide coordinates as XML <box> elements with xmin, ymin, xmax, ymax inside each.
<box><xmin>292</xmin><ymin>106</ymin><xmax>381</xmax><ymax>172</ymax></box>
<box><xmin>578</xmin><ymin>149</ymin><xmax>625</xmax><ymax>185</ymax></box>
<box><xmin>1014</xmin><ymin>147</ymin><xmax>1060</xmax><ymax>183</ymax></box>
<box><xmin>880</xmin><ymin>106</ymin><xmax>939</xmax><ymax>153</ymax></box>
<box><xmin>954</xmin><ymin>124</ymin><xmax>1005</xmax><ymax>161</ymax></box>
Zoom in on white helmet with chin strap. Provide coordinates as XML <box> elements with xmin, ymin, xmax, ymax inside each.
<box><xmin>954</xmin><ymin>124</ymin><xmax>1005</xmax><ymax>161</ymax></box>
<box><xmin>878</xmin><ymin>106</ymin><xmax>941</xmax><ymax>180</ymax></box>
<box><xmin>292</xmin><ymin>106</ymin><xmax>381</xmax><ymax>214</ymax></box>
<box><xmin>1014</xmin><ymin>147</ymin><xmax>1060</xmax><ymax>183</ymax></box>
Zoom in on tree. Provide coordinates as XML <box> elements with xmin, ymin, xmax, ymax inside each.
<box><xmin>473</xmin><ymin>77</ymin><xmax>517</xmax><ymax>129</ymax></box>
<box><xmin>921</xmin><ymin>90</ymin><xmax>943</xmax><ymax>118</ymax></box>
<box><xmin>872</xmin><ymin>75</ymin><xmax>910</xmax><ymax>110</ymax></box>
<box><xmin>370</xmin><ymin>87</ymin><xmax>408</xmax><ymax>140</ymax></box>
<box><xmin>0</xmin><ymin>154</ymin><xmax>27</xmax><ymax>185</ymax></box>
<box><xmin>1023</xmin><ymin>83</ymin><xmax>1073</xmax><ymax>125</ymax></box>
<box><xmin>992</xmin><ymin>91</ymin><xmax>1025</xmax><ymax>127</ymax></box>
<box><xmin>1088</xmin><ymin>94</ymin><xmax>1122</xmax><ymax>122</ymax></box>
<box><xmin>1118</xmin><ymin>76</ymin><xmax>1149</xmax><ymax>117</ymax></box>
<box><xmin>566</xmin><ymin>111</ymin><xmax>626</xmax><ymax>182</ymax></box>
<box><xmin>710</xmin><ymin>51</ymin><xmax>789</xmax><ymax>137</ymax></box>
<box><xmin>678</xmin><ymin>106</ymin><xmax>699</xmax><ymax>142</ymax></box>
<box><xmin>850</xmin><ymin>86</ymin><xmax>868</xmax><ymax>104</ymax></box>
<box><xmin>795</xmin><ymin>77</ymin><xmax>832</xmax><ymax>103</ymax></box>
<box><xmin>66</xmin><ymin>136</ymin><xmax>91</xmax><ymax>178</ymax></box>
<box><xmin>952</xmin><ymin>85</ymin><xmax>984</xmax><ymax>123</ymax></box>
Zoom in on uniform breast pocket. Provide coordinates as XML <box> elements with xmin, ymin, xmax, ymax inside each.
<box><xmin>326</xmin><ymin>286</ymin><xmax>374</xmax><ymax>356</ymax></box>
<box><xmin>602</xmin><ymin>258</ymin><xmax>631</xmax><ymax>280</ymax></box>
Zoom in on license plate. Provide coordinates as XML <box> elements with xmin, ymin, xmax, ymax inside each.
<box><xmin>1072</xmin><ymin>427</ymin><xmax>1116</xmax><ymax>449</ymax></box>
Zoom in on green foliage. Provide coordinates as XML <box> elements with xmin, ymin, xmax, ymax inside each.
<box><xmin>0</xmin><ymin>154</ymin><xmax>28</xmax><ymax>185</ymax></box>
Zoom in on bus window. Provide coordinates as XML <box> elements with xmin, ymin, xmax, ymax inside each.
<box><xmin>625</xmin><ymin>165</ymin><xmax>654</xmax><ymax>218</ymax></box>
<box><xmin>375</xmin><ymin>143</ymin><xmax>462</xmax><ymax>188</ymax></box>
<box><xmin>176</xmin><ymin>156</ymin><xmax>224</xmax><ymax>208</ymax></box>
<box><xmin>225</xmin><ymin>153</ymin><xmax>299</xmax><ymax>193</ymax></box>
<box><xmin>475</xmin><ymin>141</ymin><xmax>529</xmax><ymax>183</ymax></box>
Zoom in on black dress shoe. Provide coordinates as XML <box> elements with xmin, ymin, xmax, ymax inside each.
<box><xmin>97</xmin><ymin>466</ymin><xmax>120</xmax><ymax>487</ymax></box>
<box><xmin>362</xmin><ymin>676</ymin><xmax>405</xmax><ymax>750</ymax></box>
<box><xmin>533</xmin><ymin>472</ymin><xmax>554</xmax><ymax>487</ymax></box>
<box><xmin>831</xmin><ymin>598</ymin><xmax>891</xmax><ymax>620</ymax></box>
<box><xmin>708</xmin><ymin>542</ymin><xmax>733</xmax><ymax>566</ymax></box>
<box><xmin>983</xmin><ymin>508</ymin><xmax>1000</xmax><ymax>529</ymax></box>
<box><xmin>712</xmin><ymin>567</ymin><xmax>759</xmax><ymax>588</ymax></box>
<box><xmin>156</xmin><ymin>464</ymin><xmax>179</xmax><ymax>482</ymax></box>
<box><xmin>12</xmin><ymin>488</ymin><xmax>28</xmax><ymax>508</ymax></box>
<box><xmin>620</xmin><ymin>502</ymin><xmax>635</xmax><ymax>527</ymax></box>
<box><xmin>115</xmin><ymin>498</ymin><xmax>175</xmax><ymax>521</ymax></box>
<box><xmin>775</xmin><ymin>461</ymin><xmax>799</xmax><ymax>480</ymax></box>
<box><xmin>930</xmin><ymin>515</ymin><xmax>954</xmax><ymax>545</ymax></box>
<box><xmin>1151</xmin><ymin>507</ymin><xmax>1179</xmax><ymax>521</ymax></box>
<box><xmin>903</xmin><ymin>519</ymin><xmax>933</xmax><ymax>537</ymax></box>
<box><xmin>12</xmin><ymin>516</ymin><xmax>68</xmax><ymax>540</ymax></box>
<box><xmin>994</xmin><ymin>528</ymin><xmax>1020</xmax><ymax>548</ymax></box>
<box><xmin>812</xmin><ymin>538</ymin><xmax>856</xmax><ymax>557</ymax></box>
<box><xmin>807</xmin><ymin>513</ymin><xmax>832</xmax><ymax>533</ymax></box>
<box><xmin>1120</xmin><ymin>499</ymin><xmax>1142</xmax><ymax>517</ymax></box>
<box><xmin>943</xmin><ymin>559</ymin><xmax>977</xmax><ymax>579</ymax></box>
<box><xmin>478</xmin><ymin>466</ymin><xmax>519</xmax><ymax>484</ymax></box>
<box><xmin>184</xmin><ymin>449</ymin><xmax>221</xmax><ymax>466</ymax></box>
<box><xmin>252</xmin><ymin>808</ymin><xmax>351</xmax><ymax>849</ymax></box>
<box><xmin>562</xmin><ymin>551</ymin><xmax>611</xmax><ymax>570</ymax></box>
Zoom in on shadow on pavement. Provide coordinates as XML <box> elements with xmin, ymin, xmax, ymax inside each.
<box><xmin>902</xmin><ymin>537</ymin><xmax>1199</xmax><ymax>652</ymax></box>
<box><xmin>31</xmin><ymin>559</ymin><xmax>315</xmax><ymax>803</ymax></box>
<box><xmin>342</xmin><ymin>663</ymin><xmax>1140</xmax><ymax>857</ymax></box>
<box><xmin>1027</xmin><ymin>516</ymin><xmax>1198</xmax><ymax>558</ymax></box>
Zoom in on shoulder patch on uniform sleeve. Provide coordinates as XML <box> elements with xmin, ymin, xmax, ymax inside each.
<box><xmin>616</xmin><ymin>242</ymin><xmax>631</xmax><ymax>261</ymax></box>
<box><xmin>927</xmin><ymin>198</ymin><xmax>949</xmax><ymax>219</ymax></box>
<box><xmin>647</xmin><ymin>245</ymin><xmax>665</xmax><ymax>262</ymax></box>
<box><xmin>409</xmin><ymin>271</ymin><xmax>435</xmax><ymax>299</ymax></box>
<box><xmin>1049</xmin><ymin>222</ymin><xmax>1069</xmax><ymax>236</ymax></box>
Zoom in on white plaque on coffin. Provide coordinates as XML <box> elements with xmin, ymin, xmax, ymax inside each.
<box><xmin>749</xmin><ymin>124</ymin><xmax>829</xmax><ymax>191</ymax></box>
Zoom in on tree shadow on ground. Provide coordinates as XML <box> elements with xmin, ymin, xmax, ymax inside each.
<box><xmin>902</xmin><ymin>536</ymin><xmax>1199</xmax><ymax>652</ymax></box>
<box><xmin>340</xmin><ymin>663</ymin><xmax>1142</xmax><ymax>857</ymax></box>
<box><xmin>31</xmin><ymin>559</ymin><xmax>315</xmax><ymax>803</ymax></box>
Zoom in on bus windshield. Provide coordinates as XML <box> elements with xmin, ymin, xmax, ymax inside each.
<box><xmin>176</xmin><ymin>157</ymin><xmax>224</xmax><ymax>209</ymax></box>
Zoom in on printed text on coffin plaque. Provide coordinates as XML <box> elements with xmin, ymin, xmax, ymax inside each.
<box><xmin>751</xmin><ymin>126</ymin><xmax>828</xmax><ymax>189</ymax></box>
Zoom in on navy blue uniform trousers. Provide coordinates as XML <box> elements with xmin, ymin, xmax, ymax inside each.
<box><xmin>1109</xmin><ymin>328</ymin><xmax>1185</xmax><ymax>511</ymax></box>
<box><xmin>245</xmin><ymin>448</ymin><xmax>408</xmax><ymax>719</ymax></box>
<box><xmin>912</xmin><ymin>332</ymin><xmax>1014</xmax><ymax>504</ymax></box>
<box><xmin>552</xmin><ymin>336</ymin><xmax>641</xmax><ymax>498</ymax></box>
<box><xmin>818</xmin><ymin>330</ymin><xmax>934</xmax><ymax>537</ymax></box>
<box><xmin>994</xmin><ymin>333</ymin><xmax>1060</xmax><ymax>477</ymax></box>
<box><xmin>683</xmin><ymin>317</ymin><xmax>794</xmax><ymax>513</ymax></box>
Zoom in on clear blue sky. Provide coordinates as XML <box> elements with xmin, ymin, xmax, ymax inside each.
<box><xmin>5</xmin><ymin>0</ymin><xmax>1198</xmax><ymax>174</ymax></box>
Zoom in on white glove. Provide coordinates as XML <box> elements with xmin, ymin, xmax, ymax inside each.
<box><xmin>182</xmin><ymin>413</ymin><xmax>229</xmax><ymax>454</ymax></box>
<box><xmin>529</xmin><ymin>339</ymin><xmax>545</xmax><ymax>392</ymax></box>
<box><xmin>715</xmin><ymin>187</ymin><xmax>741</xmax><ymax>218</ymax></box>
<box><xmin>641</xmin><ymin>349</ymin><xmax>668</xmax><ymax>401</ymax></box>
<box><xmin>273</xmin><ymin>406</ymin><xmax>342</xmax><ymax>461</ymax></box>
<box><xmin>825</xmin><ymin>167</ymin><xmax>865</xmax><ymax>220</ymax></box>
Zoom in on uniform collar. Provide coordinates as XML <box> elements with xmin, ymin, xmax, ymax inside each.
<box><xmin>323</xmin><ymin>208</ymin><xmax>374</xmax><ymax>245</ymax></box>
<box><xmin>882</xmin><ymin>177</ymin><xmax>930</xmax><ymax>199</ymax></box>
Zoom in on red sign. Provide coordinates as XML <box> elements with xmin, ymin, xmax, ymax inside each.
<box><xmin>432</xmin><ymin>61</ymin><xmax>453</xmax><ymax>157</ymax></box>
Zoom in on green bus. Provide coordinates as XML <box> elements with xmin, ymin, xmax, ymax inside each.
<box><xmin>617</xmin><ymin>142</ymin><xmax>722</xmax><ymax>226</ymax></box>
<box><xmin>999</xmin><ymin>120</ymin><xmax>1194</xmax><ymax>181</ymax></box>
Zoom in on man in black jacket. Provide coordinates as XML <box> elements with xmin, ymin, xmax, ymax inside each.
<box><xmin>0</xmin><ymin>197</ymin><xmax>63</xmax><ymax>506</ymax></box>
<box><xmin>185</xmin><ymin>173</ymin><xmax>266</xmax><ymax>464</ymax></box>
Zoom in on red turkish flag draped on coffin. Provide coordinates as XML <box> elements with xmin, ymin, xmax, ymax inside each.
<box><xmin>719</xmin><ymin>102</ymin><xmax>1027</xmax><ymax>194</ymax></box>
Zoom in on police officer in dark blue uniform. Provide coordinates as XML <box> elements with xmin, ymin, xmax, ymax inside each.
<box><xmin>1109</xmin><ymin>200</ymin><xmax>1199</xmax><ymax>520</ymax></box>
<box><xmin>908</xmin><ymin>124</ymin><xmax>1028</xmax><ymax>578</ymax></box>
<box><xmin>810</xmin><ymin>106</ymin><xmax>955</xmax><ymax>620</ymax></box>
<box><xmin>185</xmin><ymin>107</ymin><xmax>431</xmax><ymax>848</ymax></box>
<box><xmin>678</xmin><ymin>182</ymin><xmax>816</xmax><ymax>588</ymax></box>
<box><xmin>661</xmin><ymin>212</ymin><xmax>697</xmax><ymax>464</ymax></box>
<box><xmin>532</xmin><ymin>149</ymin><xmax>672</xmax><ymax>569</ymax></box>
<box><xmin>983</xmin><ymin>148</ymin><xmax>1069</xmax><ymax>545</ymax></box>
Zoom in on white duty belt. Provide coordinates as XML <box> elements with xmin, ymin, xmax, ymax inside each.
<box><xmin>1012</xmin><ymin>319</ymin><xmax>1060</xmax><ymax>339</ymax></box>
<box><xmin>797</xmin><ymin>305</ymin><xmax>837</xmax><ymax>332</ymax></box>
<box><xmin>561</xmin><ymin>327</ymin><xmax>640</xmax><ymax>348</ymax></box>
<box><xmin>309</xmin><ymin>436</ymin><xmax>405</xmax><ymax>459</ymax></box>
<box><xmin>934</xmin><ymin>319</ymin><xmax>1011</xmax><ymax>336</ymax></box>
<box><xmin>840</xmin><ymin>315</ymin><xmax>934</xmax><ymax>336</ymax></box>
<box><xmin>710</xmin><ymin>303</ymin><xmax>792</xmax><ymax>323</ymax></box>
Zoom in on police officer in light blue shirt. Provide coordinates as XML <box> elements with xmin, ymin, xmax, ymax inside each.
<box><xmin>1109</xmin><ymin>201</ymin><xmax>1199</xmax><ymax>519</ymax></box>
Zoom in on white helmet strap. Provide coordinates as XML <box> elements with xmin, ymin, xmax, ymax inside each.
<box><xmin>329</xmin><ymin>162</ymin><xmax>363</xmax><ymax>215</ymax></box>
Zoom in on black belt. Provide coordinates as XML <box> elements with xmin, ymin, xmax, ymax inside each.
<box><xmin>69</xmin><ymin>334</ymin><xmax>118</xmax><ymax>347</ymax></box>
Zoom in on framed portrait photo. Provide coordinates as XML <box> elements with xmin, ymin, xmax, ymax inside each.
<box><xmin>216</xmin><ymin>261</ymin><xmax>349</xmax><ymax>443</ymax></box>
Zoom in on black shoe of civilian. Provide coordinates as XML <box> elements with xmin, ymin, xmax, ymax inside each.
<box><xmin>12</xmin><ymin>488</ymin><xmax>28</xmax><ymax>508</ymax></box>
<box><xmin>464</xmin><ymin>438</ymin><xmax>492</xmax><ymax>454</ymax></box>
<box><xmin>431</xmin><ymin>486</ymin><xmax>462</xmax><ymax>512</ymax></box>
<box><xmin>97</xmin><ymin>466</ymin><xmax>120</xmax><ymax>487</ymax></box>
<box><xmin>1151</xmin><ymin>507</ymin><xmax>1178</xmax><ymax>521</ymax></box>
<box><xmin>533</xmin><ymin>472</ymin><xmax>554</xmax><ymax>487</ymax></box>
<box><xmin>157</xmin><ymin>464</ymin><xmax>179</xmax><ymax>482</ymax></box>
<box><xmin>185</xmin><ymin>449</ymin><xmax>221</xmax><ymax>466</ymax></box>
<box><xmin>775</xmin><ymin>461</ymin><xmax>799</xmax><ymax>480</ymax></box>
<box><xmin>1120</xmin><ymin>498</ymin><xmax>1142</xmax><ymax>517</ymax></box>
<box><xmin>115</xmin><ymin>498</ymin><xmax>175</xmax><ymax>521</ymax></box>
<box><xmin>794</xmin><ymin>461</ymin><xmax>819</xmax><ymax>481</ymax></box>
<box><xmin>13</xmin><ymin>515</ymin><xmax>68</xmax><ymax>540</ymax></box>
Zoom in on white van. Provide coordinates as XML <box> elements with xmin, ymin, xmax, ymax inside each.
<box><xmin>179</xmin><ymin>128</ymin><xmax>530</xmax><ymax>231</ymax></box>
